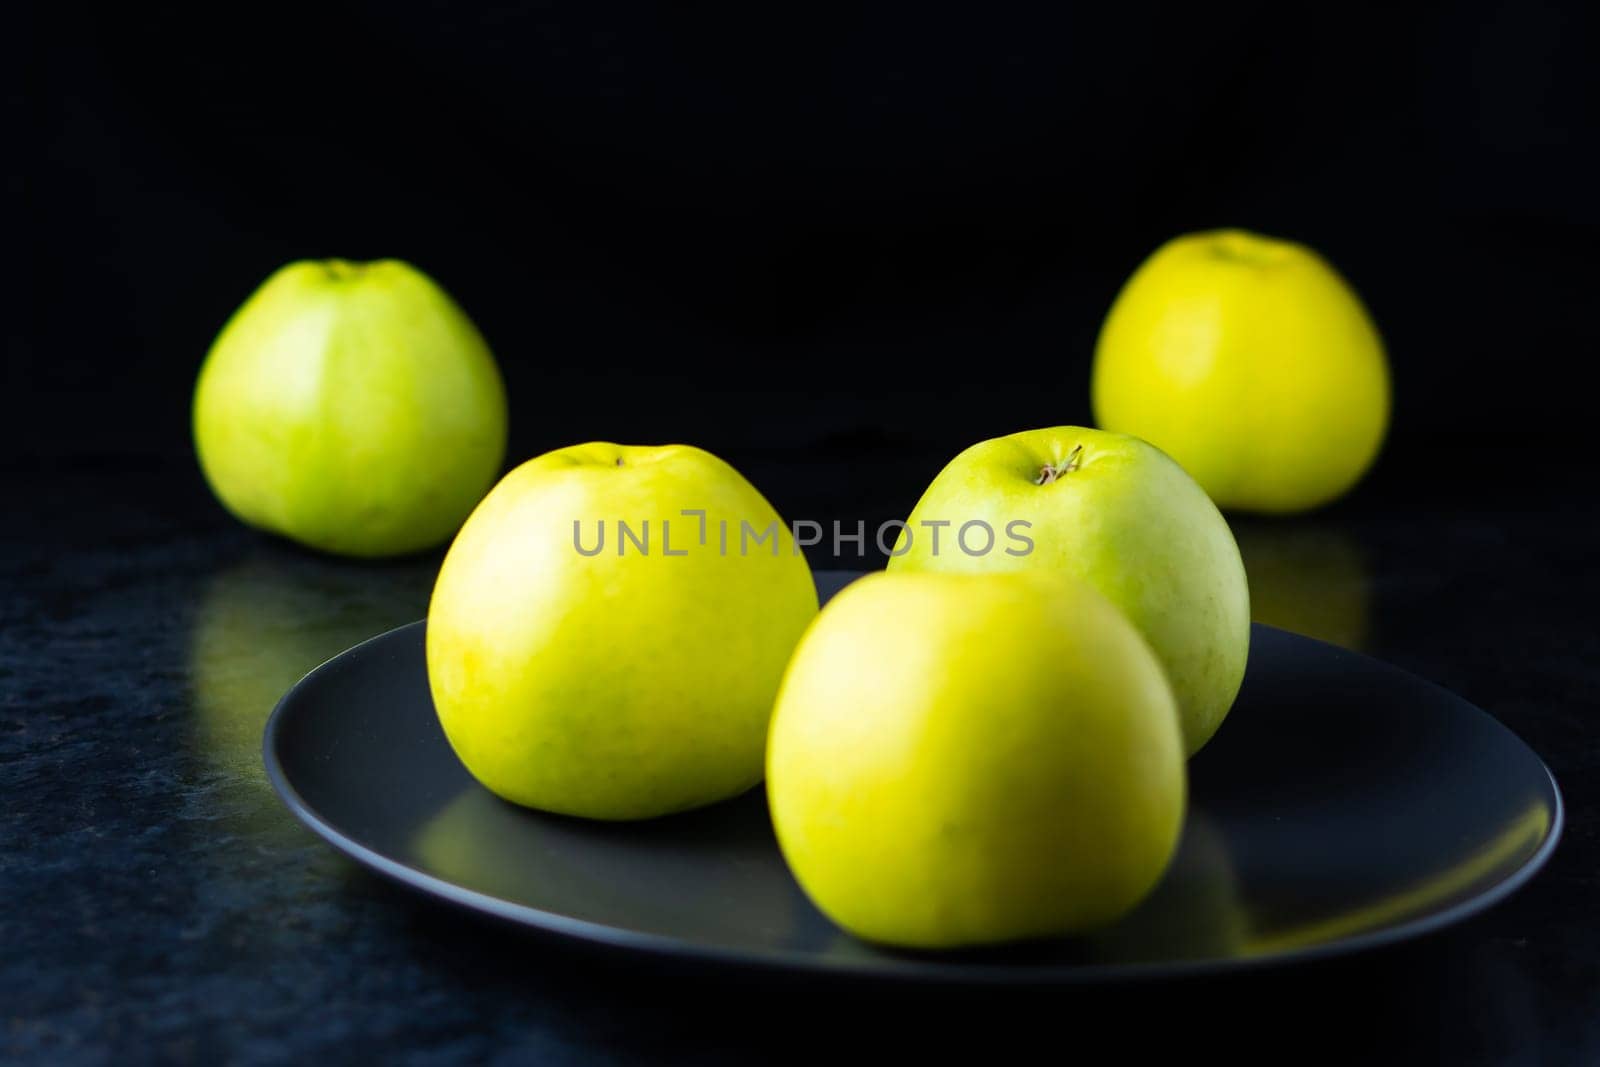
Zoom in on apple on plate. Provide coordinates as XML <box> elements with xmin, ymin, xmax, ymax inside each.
<box><xmin>1092</xmin><ymin>229</ymin><xmax>1390</xmax><ymax>513</ymax></box>
<box><xmin>767</xmin><ymin>569</ymin><xmax>1186</xmax><ymax>949</ymax></box>
<box><xmin>889</xmin><ymin>426</ymin><xmax>1249</xmax><ymax>755</ymax></box>
<box><xmin>427</xmin><ymin>442</ymin><xmax>819</xmax><ymax>820</ymax></box>
<box><xmin>193</xmin><ymin>259</ymin><xmax>508</xmax><ymax>557</ymax></box>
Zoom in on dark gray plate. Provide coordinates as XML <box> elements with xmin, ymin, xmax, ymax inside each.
<box><xmin>263</xmin><ymin>571</ymin><xmax>1562</xmax><ymax>982</ymax></box>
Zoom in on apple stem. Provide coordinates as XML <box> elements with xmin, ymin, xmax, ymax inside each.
<box><xmin>1035</xmin><ymin>444</ymin><xmax>1084</xmax><ymax>485</ymax></box>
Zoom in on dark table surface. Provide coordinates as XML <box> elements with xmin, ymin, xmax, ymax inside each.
<box><xmin>4</xmin><ymin>455</ymin><xmax>1597</xmax><ymax>1064</ymax></box>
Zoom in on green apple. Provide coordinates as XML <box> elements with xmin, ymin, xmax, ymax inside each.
<box><xmin>193</xmin><ymin>259</ymin><xmax>508</xmax><ymax>557</ymax></box>
<box><xmin>1092</xmin><ymin>229</ymin><xmax>1390</xmax><ymax>513</ymax></box>
<box><xmin>427</xmin><ymin>442</ymin><xmax>819</xmax><ymax>820</ymax></box>
<box><xmin>768</xmin><ymin>570</ymin><xmax>1186</xmax><ymax>949</ymax></box>
<box><xmin>889</xmin><ymin>426</ymin><xmax>1249</xmax><ymax>755</ymax></box>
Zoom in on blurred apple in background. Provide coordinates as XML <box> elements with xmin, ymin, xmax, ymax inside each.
<box><xmin>193</xmin><ymin>259</ymin><xmax>508</xmax><ymax>557</ymax></box>
<box><xmin>890</xmin><ymin>427</ymin><xmax>1249</xmax><ymax>756</ymax></box>
<box><xmin>1092</xmin><ymin>229</ymin><xmax>1389</xmax><ymax>513</ymax></box>
<box><xmin>427</xmin><ymin>443</ymin><xmax>818</xmax><ymax>820</ymax></box>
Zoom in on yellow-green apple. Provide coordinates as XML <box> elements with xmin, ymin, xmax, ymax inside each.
<box><xmin>193</xmin><ymin>259</ymin><xmax>508</xmax><ymax>557</ymax></box>
<box><xmin>1092</xmin><ymin>229</ymin><xmax>1390</xmax><ymax>513</ymax></box>
<box><xmin>767</xmin><ymin>569</ymin><xmax>1186</xmax><ymax>949</ymax></box>
<box><xmin>889</xmin><ymin>426</ymin><xmax>1248</xmax><ymax>755</ymax></box>
<box><xmin>427</xmin><ymin>443</ymin><xmax>818</xmax><ymax>820</ymax></box>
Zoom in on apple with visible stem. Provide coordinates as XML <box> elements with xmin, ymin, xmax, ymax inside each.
<box><xmin>767</xmin><ymin>569</ymin><xmax>1186</xmax><ymax>949</ymax></box>
<box><xmin>427</xmin><ymin>442</ymin><xmax>819</xmax><ymax>820</ymax></box>
<box><xmin>193</xmin><ymin>259</ymin><xmax>508</xmax><ymax>557</ymax></box>
<box><xmin>889</xmin><ymin>426</ymin><xmax>1249</xmax><ymax>755</ymax></box>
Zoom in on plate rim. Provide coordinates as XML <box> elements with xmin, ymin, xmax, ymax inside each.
<box><xmin>262</xmin><ymin>617</ymin><xmax>1565</xmax><ymax>985</ymax></box>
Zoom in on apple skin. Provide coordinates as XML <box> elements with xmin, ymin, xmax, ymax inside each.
<box><xmin>193</xmin><ymin>259</ymin><xmax>508</xmax><ymax>557</ymax></box>
<box><xmin>767</xmin><ymin>569</ymin><xmax>1186</xmax><ymax>949</ymax></box>
<box><xmin>1092</xmin><ymin>229</ymin><xmax>1390</xmax><ymax>514</ymax></box>
<box><xmin>427</xmin><ymin>442</ymin><xmax>819</xmax><ymax>820</ymax></box>
<box><xmin>888</xmin><ymin>426</ymin><xmax>1249</xmax><ymax>755</ymax></box>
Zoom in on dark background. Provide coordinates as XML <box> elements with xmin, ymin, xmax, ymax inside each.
<box><xmin>7</xmin><ymin>4</ymin><xmax>1600</xmax><ymax>1063</ymax></box>
<box><xmin>9</xmin><ymin>0</ymin><xmax>1597</xmax><ymax>515</ymax></box>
